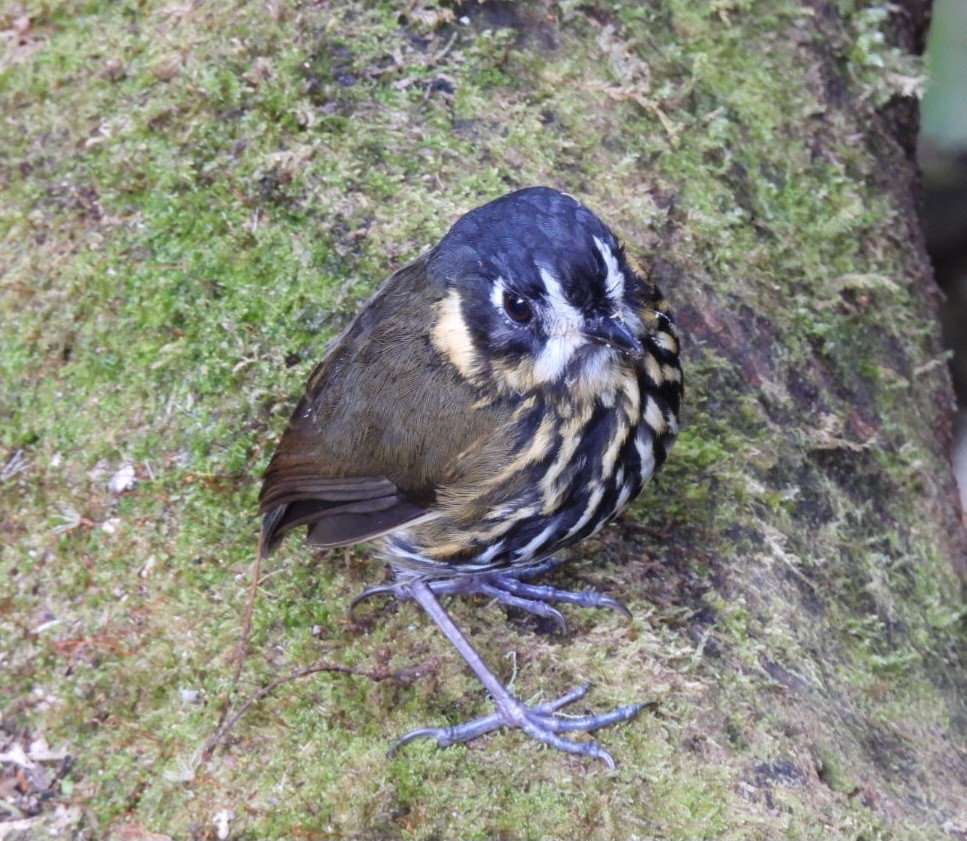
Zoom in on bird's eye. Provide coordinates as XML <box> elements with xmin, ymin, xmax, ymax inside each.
<box><xmin>502</xmin><ymin>291</ymin><xmax>533</xmax><ymax>324</ymax></box>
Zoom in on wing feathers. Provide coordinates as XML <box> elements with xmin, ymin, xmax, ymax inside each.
<box><xmin>307</xmin><ymin>500</ymin><xmax>429</xmax><ymax>547</ymax></box>
<box><xmin>259</xmin><ymin>473</ymin><xmax>429</xmax><ymax>554</ymax></box>
<box><xmin>259</xmin><ymin>475</ymin><xmax>399</xmax><ymax>513</ymax></box>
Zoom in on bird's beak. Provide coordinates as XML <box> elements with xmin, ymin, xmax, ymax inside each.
<box><xmin>583</xmin><ymin>316</ymin><xmax>644</xmax><ymax>359</ymax></box>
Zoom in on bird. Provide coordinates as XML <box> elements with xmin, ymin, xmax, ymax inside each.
<box><xmin>258</xmin><ymin>186</ymin><xmax>683</xmax><ymax>768</ymax></box>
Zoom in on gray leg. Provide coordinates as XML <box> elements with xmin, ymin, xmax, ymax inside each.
<box><xmin>392</xmin><ymin>580</ymin><xmax>647</xmax><ymax>768</ymax></box>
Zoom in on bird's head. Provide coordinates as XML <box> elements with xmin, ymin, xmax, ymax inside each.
<box><xmin>427</xmin><ymin>187</ymin><xmax>651</xmax><ymax>399</ymax></box>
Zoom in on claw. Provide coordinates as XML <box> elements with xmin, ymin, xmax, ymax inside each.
<box><xmin>388</xmin><ymin>727</ymin><xmax>450</xmax><ymax>756</ymax></box>
<box><xmin>349</xmin><ymin>582</ymin><xmax>399</xmax><ymax>613</ymax></box>
<box><xmin>539</xmin><ymin>682</ymin><xmax>593</xmax><ymax>711</ymax></box>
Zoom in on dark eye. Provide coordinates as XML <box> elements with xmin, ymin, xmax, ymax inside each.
<box><xmin>502</xmin><ymin>291</ymin><xmax>533</xmax><ymax>324</ymax></box>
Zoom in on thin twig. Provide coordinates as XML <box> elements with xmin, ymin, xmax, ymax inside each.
<box><xmin>203</xmin><ymin>656</ymin><xmax>439</xmax><ymax>760</ymax></box>
<box><xmin>433</xmin><ymin>30</ymin><xmax>459</xmax><ymax>64</ymax></box>
<box><xmin>204</xmin><ymin>663</ymin><xmax>361</xmax><ymax>761</ymax></box>
<box><xmin>232</xmin><ymin>532</ymin><xmax>266</xmax><ymax>683</ymax></box>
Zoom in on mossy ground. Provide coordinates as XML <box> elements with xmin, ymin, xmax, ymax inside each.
<box><xmin>2</xmin><ymin>1</ymin><xmax>964</xmax><ymax>839</ymax></box>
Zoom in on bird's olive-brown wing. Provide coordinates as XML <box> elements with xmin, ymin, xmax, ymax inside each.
<box><xmin>259</xmin><ymin>258</ymin><xmax>513</xmax><ymax>553</ymax></box>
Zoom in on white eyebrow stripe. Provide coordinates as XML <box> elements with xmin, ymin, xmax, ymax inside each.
<box><xmin>594</xmin><ymin>235</ymin><xmax>625</xmax><ymax>304</ymax></box>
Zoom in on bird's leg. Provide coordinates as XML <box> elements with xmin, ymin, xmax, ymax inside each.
<box><xmin>389</xmin><ymin>580</ymin><xmax>647</xmax><ymax>768</ymax></box>
<box><xmin>351</xmin><ymin>557</ymin><xmax>630</xmax><ymax>633</ymax></box>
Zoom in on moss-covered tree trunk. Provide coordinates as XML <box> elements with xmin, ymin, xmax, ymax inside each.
<box><xmin>2</xmin><ymin>1</ymin><xmax>964</xmax><ymax>839</ymax></box>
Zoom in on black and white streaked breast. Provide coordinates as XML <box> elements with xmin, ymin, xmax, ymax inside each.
<box><xmin>386</xmin><ymin>188</ymin><xmax>682</xmax><ymax>575</ymax></box>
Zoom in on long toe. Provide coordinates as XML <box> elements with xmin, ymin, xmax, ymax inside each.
<box><xmin>529</xmin><ymin>701</ymin><xmax>649</xmax><ymax>733</ymax></box>
<box><xmin>517</xmin><ymin>723</ymin><xmax>617</xmax><ymax>770</ymax></box>
<box><xmin>478</xmin><ymin>582</ymin><xmax>568</xmax><ymax>631</ymax></box>
<box><xmin>488</xmin><ymin>575</ymin><xmax>632</xmax><ymax>619</ymax></box>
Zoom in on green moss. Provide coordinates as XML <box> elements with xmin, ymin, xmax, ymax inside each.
<box><xmin>2</xmin><ymin>0</ymin><xmax>964</xmax><ymax>838</ymax></box>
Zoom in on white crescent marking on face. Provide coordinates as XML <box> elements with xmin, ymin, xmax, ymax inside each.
<box><xmin>533</xmin><ymin>267</ymin><xmax>587</xmax><ymax>383</ymax></box>
<box><xmin>490</xmin><ymin>276</ymin><xmax>507</xmax><ymax>314</ymax></box>
<box><xmin>538</xmin><ymin>266</ymin><xmax>584</xmax><ymax>326</ymax></box>
<box><xmin>594</xmin><ymin>236</ymin><xmax>625</xmax><ymax>305</ymax></box>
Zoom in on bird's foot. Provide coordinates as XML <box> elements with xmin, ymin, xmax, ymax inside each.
<box><xmin>351</xmin><ymin>558</ymin><xmax>630</xmax><ymax>633</ymax></box>
<box><xmin>389</xmin><ymin>682</ymin><xmax>649</xmax><ymax>769</ymax></box>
